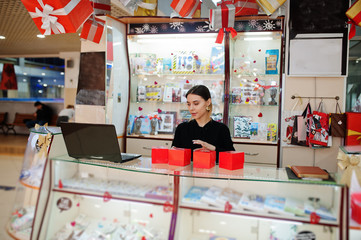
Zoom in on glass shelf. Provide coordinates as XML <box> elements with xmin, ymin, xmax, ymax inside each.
<box><xmin>51</xmin><ymin>155</ymin><xmax>341</xmax><ymax>186</ymax></box>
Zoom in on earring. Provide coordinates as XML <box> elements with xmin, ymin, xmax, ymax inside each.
<box><xmin>206</xmin><ymin>106</ymin><xmax>210</xmax><ymax>111</ymax></box>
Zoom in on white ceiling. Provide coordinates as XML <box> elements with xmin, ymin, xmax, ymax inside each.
<box><xmin>0</xmin><ymin>0</ymin><xmax>131</xmax><ymax>57</ymax></box>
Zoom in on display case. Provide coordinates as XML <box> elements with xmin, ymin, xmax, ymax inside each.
<box><xmin>126</xmin><ymin>24</ymin><xmax>225</xmax><ymax>139</ymax></box>
<box><xmin>6</xmin><ymin>126</ymin><xmax>61</xmax><ymax>240</ymax></box>
<box><xmin>33</xmin><ymin>142</ymin><xmax>348</xmax><ymax>239</ymax></box>
<box><xmin>120</xmin><ymin>17</ymin><xmax>284</xmax><ymax>166</ymax></box>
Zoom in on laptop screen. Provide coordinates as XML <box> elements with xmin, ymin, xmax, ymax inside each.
<box><xmin>61</xmin><ymin>122</ymin><xmax>122</xmax><ymax>162</ymax></box>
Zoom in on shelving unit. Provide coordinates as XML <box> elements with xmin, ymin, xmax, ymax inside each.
<box><xmin>117</xmin><ymin>16</ymin><xmax>284</xmax><ymax>166</ymax></box>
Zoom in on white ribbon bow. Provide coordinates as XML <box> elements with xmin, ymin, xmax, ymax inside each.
<box><xmin>124</xmin><ymin>0</ymin><xmax>156</xmax><ymax>13</ymax></box>
<box><xmin>29</xmin><ymin>0</ymin><xmax>81</xmax><ymax>35</ymax></box>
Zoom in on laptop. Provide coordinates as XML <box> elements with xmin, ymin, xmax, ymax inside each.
<box><xmin>60</xmin><ymin>122</ymin><xmax>141</xmax><ymax>163</ymax></box>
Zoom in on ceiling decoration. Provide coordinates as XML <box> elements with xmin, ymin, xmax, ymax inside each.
<box><xmin>0</xmin><ymin>0</ymin><xmax>131</xmax><ymax>57</ymax></box>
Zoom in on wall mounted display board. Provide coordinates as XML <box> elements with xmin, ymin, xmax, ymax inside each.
<box><xmin>288</xmin><ymin>0</ymin><xmax>349</xmax><ymax>76</ymax></box>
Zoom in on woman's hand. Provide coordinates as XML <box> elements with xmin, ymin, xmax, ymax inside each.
<box><xmin>192</xmin><ymin>139</ymin><xmax>216</xmax><ymax>151</ymax></box>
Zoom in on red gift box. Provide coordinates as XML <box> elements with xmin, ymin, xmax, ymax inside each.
<box><xmin>171</xmin><ymin>0</ymin><xmax>200</xmax><ymax>18</ymax></box>
<box><xmin>89</xmin><ymin>0</ymin><xmax>111</xmax><ymax>16</ymax></box>
<box><xmin>352</xmin><ymin>192</ymin><xmax>361</xmax><ymax>224</ymax></box>
<box><xmin>169</xmin><ymin>148</ymin><xmax>191</xmax><ymax>166</ymax></box>
<box><xmin>210</xmin><ymin>2</ymin><xmax>235</xmax><ymax>30</ymax></box>
<box><xmin>22</xmin><ymin>0</ymin><xmax>94</xmax><ymax>35</ymax></box>
<box><xmin>346</xmin><ymin>0</ymin><xmax>361</xmax><ymax>39</ymax></box>
<box><xmin>219</xmin><ymin>151</ymin><xmax>244</xmax><ymax>170</ymax></box>
<box><xmin>151</xmin><ymin>147</ymin><xmax>169</xmax><ymax>164</ymax></box>
<box><xmin>346</xmin><ymin>112</ymin><xmax>361</xmax><ymax>146</ymax></box>
<box><xmin>193</xmin><ymin>149</ymin><xmax>216</xmax><ymax>169</ymax></box>
<box><xmin>233</xmin><ymin>0</ymin><xmax>259</xmax><ymax>16</ymax></box>
<box><xmin>80</xmin><ymin>16</ymin><xmax>105</xmax><ymax>44</ymax></box>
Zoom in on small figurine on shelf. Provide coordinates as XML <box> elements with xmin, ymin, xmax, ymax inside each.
<box><xmin>149</xmin><ymin>115</ymin><xmax>161</xmax><ymax>135</ymax></box>
<box><xmin>133</xmin><ymin>116</ymin><xmax>143</xmax><ymax>136</ymax></box>
<box><xmin>269</xmin><ymin>87</ymin><xmax>277</xmax><ymax>105</ymax></box>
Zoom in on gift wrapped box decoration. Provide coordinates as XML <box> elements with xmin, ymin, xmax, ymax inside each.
<box><xmin>171</xmin><ymin>0</ymin><xmax>201</xmax><ymax>18</ymax></box>
<box><xmin>219</xmin><ymin>151</ymin><xmax>244</xmax><ymax>170</ymax></box>
<box><xmin>169</xmin><ymin>148</ymin><xmax>191</xmax><ymax>166</ymax></box>
<box><xmin>80</xmin><ymin>17</ymin><xmax>105</xmax><ymax>44</ymax></box>
<box><xmin>193</xmin><ymin>149</ymin><xmax>216</xmax><ymax>169</ymax></box>
<box><xmin>151</xmin><ymin>147</ymin><xmax>169</xmax><ymax>164</ymax></box>
<box><xmin>89</xmin><ymin>0</ymin><xmax>111</xmax><ymax>15</ymax></box>
<box><xmin>233</xmin><ymin>0</ymin><xmax>259</xmax><ymax>16</ymax></box>
<box><xmin>256</xmin><ymin>0</ymin><xmax>286</xmax><ymax>15</ymax></box>
<box><xmin>346</xmin><ymin>0</ymin><xmax>361</xmax><ymax>39</ymax></box>
<box><xmin>21</xmin><ymin>0</ymin><xmax>94</xmax><ymax>35</ymax></box>
<box><xmin>209</xmin><ymin>1</ymin><xmax>235</xmax><ymax>30</ymax></box>
<box><xmin>346</xmin><ymin>112</ymin><xmax>361</xmax><ymax>146</ymax></box>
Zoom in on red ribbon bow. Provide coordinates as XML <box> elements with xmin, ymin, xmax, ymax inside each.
<box><xmin>216</xmin><ymin>27</ymin><xmax>237</xmax><ymax>44</ymax></box>
<box><xmin>348</xmin><ymin>20</ymin><xmax>357</xmax><ymax>40</ymax></box>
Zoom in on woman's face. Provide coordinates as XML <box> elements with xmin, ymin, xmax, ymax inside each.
<box><xmin>186</xmin><ymin>93</ymin><xmax>211</xmax><ymax>120</ymax></box>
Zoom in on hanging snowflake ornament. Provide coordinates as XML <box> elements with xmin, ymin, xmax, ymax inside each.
<box><xmin>135</xmin><ymin>28</ymin><xmax>145</xmax><ymax>34</ymax></box>
<box><xmin>263</xmin><ymin>20</ymin><xmax>276</xmax><ymax>30</ymax></box>
<box><xmin>169</xmin><ymin>22</ymin><xmax>184</xmax><ymax>30</ymax></box>
<box><xmin>195</xmin><ymin>26</ymin><xmax>205</xmax><ymax>32</ymax></box>
<box><xmin>248</xmin><ymin>20</ymin><xmax>259</xmax><ymax>28</ymax></box>
<box><xmin>150</xmin><ymin>26</ymin><xmax>158</xmax><ymax>34</ymax></box>
<box><xmin>142</xmin><ymin>24</ymin><xmax>150</xmax><ymax>32</ymax></box>
<box><xmin>161</xmin><ymin>24</ymin><xmax>168</xmax><ymax>31</ymax></box>
<box><xmin>235</xmin><ymin>22</ymin><xmax>245</xmax><ymax>31</ymax></box>
<box><xmin>179</xmin><ymin>26</ymin><xmax>186</xmax><ymax>32</ymax></box>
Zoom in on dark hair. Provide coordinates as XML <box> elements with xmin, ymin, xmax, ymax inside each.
<box><xmin>186</xmin><ymin>85</ymin><xmax>211</xmax><ymax>101</ymax></box>
<box><xmin>34</xmin><ymin>101</ymin><xmax>42</xmax><ymax>107</ymax></box>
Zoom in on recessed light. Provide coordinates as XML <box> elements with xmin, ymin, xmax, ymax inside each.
<box><xmin>53</xmin><ymin>79</ymin><xmax>57</xmax><ymax>82</ymax></box>
<box><xmin>0</xmin><ymin>36</ymin><xmax>5</xmax><ymax>40</ymax></box>
<box><xmin>37</xmin><ymin>34</ymin><xmax>45</xmax><ymax>38</ymax></box>
<box><xmin>60</xmin><ymin>72</ymin><xmax>64</xmax><ymax>75</ymax></box>
<box><xmin>23</xmin><ymin>79</ymin><xmax>27</xmax><ymax>82</ymax></box>
<box><xmin>41</xmin><ymin>73</ymin><xmax>46</xmax><ymax>76</ymax></box>
<box><xmin>43</xmin><ymin>84</ymin><xmax>48</xmax><ymax>87</ymax></box>
<box><xmin>23</xmin><ymin>72</ymin><xmax>27</xmax><ymax>75</ymax></box>
<box><xmin>38</xmin><ymin>79</ymin><xmax>41</xmax><ymax>82</ymax></box>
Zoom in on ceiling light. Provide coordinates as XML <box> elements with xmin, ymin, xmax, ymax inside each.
<box><xmin>37</xmin><ymin>34</ymin><xmax>45</xmax><ymax>38</ymax></box>
<box><xmin>38</xmin><ymin>79</ymin><xmax>41</xmax><ymax>82</ymax></box>
<box><xmin>60</xmin><ymin>72</ymin><xmax>64</xmax><ymax>75</ymax></box>
<box><xmin>23</xmin><ymin>79</ymin><xmax>27</xmax><ymax>82</ymax></box>
<box><xmin>0</xmin><ymin>36</ymin><xmax>5</xmax><ymax>39</ymax></box>
<box><xmin>23</xmin><ymin>72</ymin><xmax>27</xmax><ymax>75</ymax></box>
<box><xmin>43</xmin><ymin>84</ymin><xmax>48</xmax><ymax>87</ymax></box>
<box><xmin>41</xmin><ymin>73</ymin><xmax>46</xmax><ymax>76</ymax></box>
<box><xmin>53</xmin><ymin>79</ymin><xmax>57</xmax><ymax>82</ymax></box>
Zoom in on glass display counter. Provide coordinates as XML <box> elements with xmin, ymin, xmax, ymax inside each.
<box><xmin>6</xmin><ymin>126</ymin><xmax>61</xmax><ymax>240</ymax></box>
<box><xmin>34</xmin><ymin>152</ymin><xmax>348</xmax><ymax>240</ymax></box>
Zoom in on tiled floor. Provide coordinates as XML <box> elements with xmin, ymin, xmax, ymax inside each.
<box><xmin>0</xmin><ymin>134</ymin><xmax>27</xmax><ymax>240</ymax></box>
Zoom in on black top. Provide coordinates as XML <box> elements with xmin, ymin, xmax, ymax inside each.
<box><xmin>36</xmin><ymin>104</ymin><xmax>53</xmax><ymax>123</ymax></box>
<box><xmin>172</xmin><ymin>119</ymin><xmax>235</xmax><ymax>155</ymax></box>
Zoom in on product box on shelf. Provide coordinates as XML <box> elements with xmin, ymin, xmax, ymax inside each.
<box><xmin>346</xmin><ymin>112</ymin><xmax>361</xmax><ymax>146</ymax></box>
<box><xmin>351</xmin><ymin>192</ymin><xmax>361</xmax><ymax>224</ymax></box>
<box><xmin>193</xmin><ymin>149</ymin><xmax>216</xmax><ymax>169</ymax></box>
<box><xmin>219</xmin><ymin>151</ymin><xmax>244</xmax><ymax>170</ymax></box>
<box><xmin>168</xmin><ymin>148</ymin><xmax>191</xmax><ymax>166</ymax></box>
<box><xmin>151</xmin><ymin>147</ymin><xmax>169</xmax><ymax>164</ymax></box>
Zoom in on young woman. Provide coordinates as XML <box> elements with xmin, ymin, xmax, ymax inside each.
<box><xmin>172</xmin><ymin>85</ymin><xmax>235</xmax><ymax>157</ymax></box>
